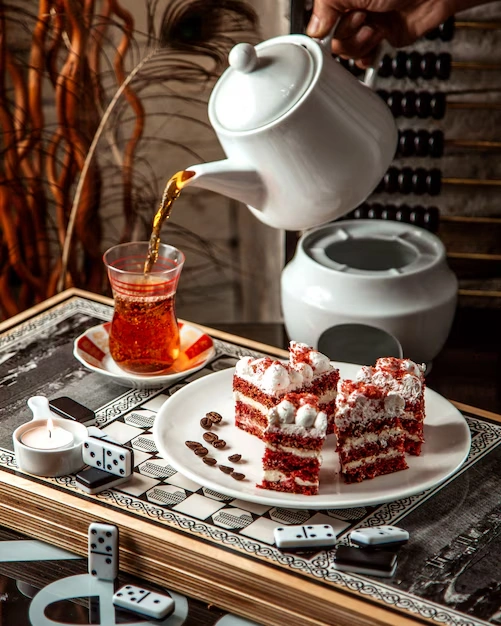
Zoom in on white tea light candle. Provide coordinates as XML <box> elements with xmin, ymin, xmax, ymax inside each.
<box><xmin>21</xmin><ymin>417</ymin><xmax>74</xmax><ymax>451</ymax></box>
<box><xmin>13</xmin><ymin>395</ymin><xmax>87</xmax><ymax>477</ymax></box>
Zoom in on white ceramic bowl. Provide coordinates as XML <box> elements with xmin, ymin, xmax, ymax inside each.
<box><xmin>281</xmin><ymin>220</ymin><xmax>458</xmax><ymax>364</ymax></box>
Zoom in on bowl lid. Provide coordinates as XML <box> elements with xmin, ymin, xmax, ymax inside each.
<box><xmin>301</xmin><ymin>220</ymin><xmax>445</xmax><ymax>276</ymax></box>
<box><xmin>212</xmin><ymin>40</ymin><xmax>315</xmax><ymax>132</ymax></box>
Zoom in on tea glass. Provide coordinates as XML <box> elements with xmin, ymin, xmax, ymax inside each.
<box><xmin>103</xmin><ymin>242</ymin><xmax>185</xmax><ymax>375</ymax></box>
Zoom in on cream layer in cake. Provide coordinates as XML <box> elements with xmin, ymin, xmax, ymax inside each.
<box><xmin>258</xmin><ymin>392</ymin><xmax>328</xmax><ymax>496</ymax></box>
<box><xmin>233</xmin><ymin>341</ymin><xmax>339</xmax><ymax>440</ymax></box>
<box><xmin>334</xmin><ymin>378</ymin><xmax>408</xmax><ymax>484</ymax></box>
<box><xmin>357</xmin><ymin>358</ymin><xmax>426</xmax><ymax>455</ymax></box>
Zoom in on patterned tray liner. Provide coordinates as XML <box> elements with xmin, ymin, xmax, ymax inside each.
<box><xmin>0</xmin><ymin>296</ymin><xmax>500</xmax><ymax>626</ymax></box>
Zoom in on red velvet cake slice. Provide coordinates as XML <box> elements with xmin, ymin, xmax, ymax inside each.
<box><xmin>334</xmin><ymin>379</ymin><xmax>408</xmax><ymax>484</ymax></box>
<box><xmin>288</xmin><ymin>342</ymin><xmax>340</xmax><ymax>434</ymax></box>
<box><xmin>358</xmin><ymin>358</ymin><xmax>426</xmax><ymax>455</ymax></box>
<box><xmin>258</xmin><ymin>393</ymin><xmax>328</xmax><ymax>495</ymax></box>
<box><xmin>233</xmin><ymin>342</ymin><xmax>339</xmax><ymax>440</ymax></box>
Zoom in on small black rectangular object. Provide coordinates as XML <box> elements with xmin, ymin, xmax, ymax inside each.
<box><xmin>333</xmin><ymin>545</ymin><xmax>398</xmax><ymax>578</ymax></box>
<box><xmin>75</xmin><ymin>467</ymin><xmax>128</xmax><ymax>495</ymax></box>
<box><xmin>49</xmin><ymin>396</ymin><xmax>96</xmax><ymax>426</ymax></box>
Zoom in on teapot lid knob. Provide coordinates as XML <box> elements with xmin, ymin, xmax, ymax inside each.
<box><xmin>229</xmin><ymin>43</ymin><xmax>259</xmax><ymax>74</ymax></box>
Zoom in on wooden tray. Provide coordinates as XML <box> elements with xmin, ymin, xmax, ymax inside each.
<box><xmin>0</xmin><ymin>289</ymin><xmax>500</xmax><ymax>626</ymax></box>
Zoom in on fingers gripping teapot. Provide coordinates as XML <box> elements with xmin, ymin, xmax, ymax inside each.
<box><xmin>184</xmin><ymin>33</ymin><xmax>397</xmax><ymax>231</ymax></box>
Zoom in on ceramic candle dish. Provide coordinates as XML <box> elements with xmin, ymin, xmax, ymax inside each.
<box><xmin>13</xmin><ymin>416</ymin><xmax>88</xmax><ymax>477</ymax></box>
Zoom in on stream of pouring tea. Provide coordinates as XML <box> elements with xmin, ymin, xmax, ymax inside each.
<box><xmin>144</xmin><ymin>170</ymin><xmax>195</xmax><ymax>273</ymax></box>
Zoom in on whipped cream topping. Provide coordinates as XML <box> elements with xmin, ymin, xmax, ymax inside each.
<box><xmin>268</xmin><ymin>395</ymin><xmax>327</xmax><ymax>431</ymax></box>
<box><xmin>289</xmin><ymin>341</ymin><xmax>333</xmax><ymax>375</ymax></box>
<box><xmin>375</xmin><ymin>357</ymin><xmax>425</xmax><ymax>379</ymax></box>
<box><xmin>355</xmin><ymin>359</ymin><xmax>425</xmax><ymax>402</ymax></box>
<box><xmin>271</xmin><ymin>399</ymin><xmax>295</xmax><ymax>424</ymax></box>
<box><xmin>384</xmin><ymin>391</ymin><xmax>405</xmax><ymax>416</ymax></box>
<box><xmin>355</xmin><ymin>366</ymin><xmax>374</xmax><ymax>384</ymax></box>
<box><xmin>235</xmin><ymin>356</ymin><xmax>300</xmax><ymax>394</ymax></box>
<box><xmin>235</xmin><ymin>342</ymin><xmax>337</xmax><ymax>395</ymax></box>
<box><xmin>335</xmin><ymin>381</ymin><xmax>405</xmax><ymax>429</ymax></box>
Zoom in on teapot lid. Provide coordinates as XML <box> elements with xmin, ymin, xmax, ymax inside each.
<box><xmin>212</xmin><ymin>40</ymin><xmax>315</xmax><ymax>132</ymax></box>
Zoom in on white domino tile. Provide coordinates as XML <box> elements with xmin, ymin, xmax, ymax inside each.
<box><xmin>173</xmin><ymin>493</ymin><xmax>226</xmax><ymax>520</ymax></box>
<box><xmin>114</xmin><ymin>474</ymin><xmax>160</xmax><ymax>497</ymax></box>
<box><xmin>101</xmin><ymin>422</ymin><xmax>143</xmax><ymax>445</ymax></box>
<box><xmin>240</xmin><ymin>517</ymin><xmax>278</xmax><ymax>545</ymax></box>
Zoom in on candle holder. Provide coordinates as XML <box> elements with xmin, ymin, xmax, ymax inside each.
<box><xmin>13</xmin><ymin>415</ymin><xmax>88</xmax><ymax>477</ymax></box>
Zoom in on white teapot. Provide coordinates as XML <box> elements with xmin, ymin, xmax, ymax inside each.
<box><xmin>184</xmin><ymin>33</ymin><xmax>397</xmax><ymax>231</ymax></box>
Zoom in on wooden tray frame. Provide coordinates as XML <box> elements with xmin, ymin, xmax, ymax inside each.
<box><xmin>1</xmin><ymin>289</ymin><xmax>500</xmax><ymax>626</ymax></box>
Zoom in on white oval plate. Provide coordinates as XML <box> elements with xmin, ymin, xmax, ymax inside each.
<box><xmin>74</xmin><ymin>322</ymin><xmax>215</xmax><ymax>389</ymax></box>
<box><xmin>153</xmin><ymin>364</ymin><xmax>471</xmax><ymax>509</ymax></box>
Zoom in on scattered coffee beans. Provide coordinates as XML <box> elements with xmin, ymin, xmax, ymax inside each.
<box><xmin>203</xmin><ymin>432</ymin><xmax>218</xmax><ymax>443</ymax></box>
<box><xmin>232</xmin><ymin>473</ymin><xmax>245</xmax><ymax>481</ymax></box>
<box><xmin>194</xmin><ymin>446</ymin><xmax>208</xmax><ymax>456</ymax></box>
<box><xmin>200</xmin><ymin>417</ymin><xmax>213</xmax><ymax>430</ymax></box>
<box><xmin>219</xmin><ymin>465</ymin><xmax>233</xmax><ymax>474</ymax></box>
<box><xmin>202</xmin><ymin>457</ymin><xmax>217</xmax><ymax>466</ymax></box>
<box><xmin>212</xmin><ymin>439</ymin><xmax>226</xmax><ymax>449</ymax></box>
<box><xmin>228</xmin><ymin>454</ymin><xmax>241</xmax><ymax>463</ymax></box>
<box><xmin>206</xmin><ymin>411</ymin><xmax>222</xmax><ymax>424</ymax></box>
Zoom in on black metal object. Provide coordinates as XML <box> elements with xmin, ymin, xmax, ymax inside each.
<box><xmin>377</xmin><ymin>90</ymin><xmax>447</xmax><ymax>119</ymax></box>
<box><xmin>397</xmin><ymin>129</ymin><xmax>444</xmax><ymax>158</ymax></box>
<box><xmin>343</xmin><ymin>203</ymin><xmax>440</xmax><ymax>232</ymax></box>
<box><xmin>376</xmin><ymin>166</ymin><xmax>442</xmax><ymax>195</ymax></box>
<box><xmin>377</xmin><ymin>52</ymin><xmax>452</xmax><ymax>80</ymax></box>
<box><xmin>425</xmin><ymin>16</ymin><xmax>456</xmax><ymax>42</ymax></box>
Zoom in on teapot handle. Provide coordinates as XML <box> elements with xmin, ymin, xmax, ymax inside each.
<box><xmin>317</xmin><ymin>17</ymin><xmax>388</xmax><ymax>89</ymax></box>
<box><xmin>362</xmin><ymin>43</ymin><xmax>389</xmax><ymax>89</ymax></box>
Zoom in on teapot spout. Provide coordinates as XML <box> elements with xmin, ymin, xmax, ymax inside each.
<box><xmin>185</xmin><ymin>160</ymin><xmax>265</xmax><ymax>210</ymax></box>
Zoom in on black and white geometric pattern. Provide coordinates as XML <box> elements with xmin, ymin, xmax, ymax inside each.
<box><xmin>1</xmin><ymin>295</ymin><xmax>500</xmax><ymax>626</ymax></box>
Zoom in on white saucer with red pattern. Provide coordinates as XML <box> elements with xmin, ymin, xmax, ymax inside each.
<box><xmin>73</xmin><ymin>322</ymin><xmax>215</xmax><ymax>389</ymax></box>
<box><xmin>153</xmin><ymin>363</ymin><xmax>471</xmax><ymax>509</ymax></box>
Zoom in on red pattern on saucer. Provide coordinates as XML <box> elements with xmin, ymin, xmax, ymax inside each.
<box><xmin>74</xmin><ymin>322</ymin><xmax>215</xmax><ymax>381</ymax></box>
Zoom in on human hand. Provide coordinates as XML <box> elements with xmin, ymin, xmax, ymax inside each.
<box><xmin>306</xmin><ymin>0</ymin><xmax>467</xmax><ymax>67</ymax></box>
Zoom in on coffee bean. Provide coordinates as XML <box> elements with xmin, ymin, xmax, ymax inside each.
<box><xmin>219</xmin><ymin>465</ymin><xmax>233</xmax><ymax>474</ymax></box>
<box><xmin>202</xmin><ymin>457</ymin><xmax>217</xmax><ymax>466</ymax></box>
<box><xmin>185</xmin><ymin>441</ymin><xmax>201</xmax><ymax>450</ymax></box>
<box><xmin>228</xmin><ymin>454</ymin><xmax>241</xmax><ymax>463</ymax></box>
<box><xmin>200</xmin><ymin>417</ymin><xmax>213</xmax><ymax>430</ymax></box>
<box><xmin>206</xmin><ymin>411</ymin><xmax>222</xmax><ymax>424</ymax></box>
<box><xmin>203</xmin><ymin>432</ymin><xmax>218</xmax><ymax>443</ymax></box>
<box><xmin>232</xmin><ymin>472</ymin><xmax>245</xmax><ymax>481</ymax></box>
<box><xmin>194</xmin><ymin>446</ymin><xmax>208</xmax><ymax>456</ymax></box>
<box><xmin>212</xmin><ymin>439</ymin><xmax>226</xmax><ymax>449</ymax></box>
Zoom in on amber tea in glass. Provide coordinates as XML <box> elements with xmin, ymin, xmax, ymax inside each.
<box><xmin>103</xmin><ymin>242</ymin><xmax>185</xmax><ymax>374</ymax></box>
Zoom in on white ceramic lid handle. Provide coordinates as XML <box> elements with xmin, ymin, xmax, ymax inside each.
<box><xmin>27</xmin><ymin>395</ymin><xmax>53</xmax><ymax>421</ymax></box>
<box><xmin>229</xmin><ymin>43</ymin><xmax>259</xmax><ymax>74</ymax></box>
<box><xmin>318</xmin><ymin>17</ymin><xmax>341</xmax><ymax>51</ymax></box>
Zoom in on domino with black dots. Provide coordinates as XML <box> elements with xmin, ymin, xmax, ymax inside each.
<box><xmin>88</xmin><ymin>522</ymin><xmax>118</xmax><ymax>581</ymax></box>
<box><xmin>274</xmin><ymin>524</ymin><xmax>337</xmax><ymax>550</ymax></box>
<box><xmin>113</xmin><ymin>584</ymin><xmax>175</xmax><ymax>619</ymax></box>
<box><xmin>83</xmin><ymin>436</ymin><xmax>133</xmax><ymax>478</ymax></box>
